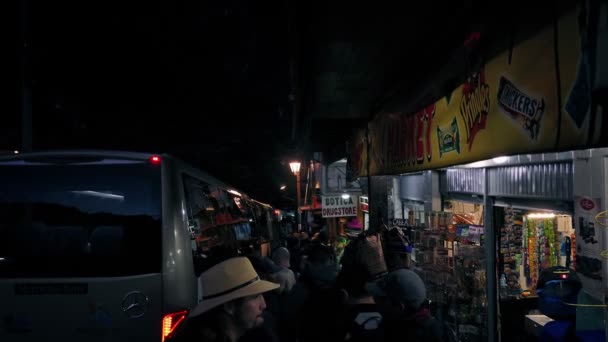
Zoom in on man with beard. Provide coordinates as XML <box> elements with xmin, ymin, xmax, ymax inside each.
<box><xmin>168</xmin><ymin>257</ymin><xmax>279</xmax><ymax>342</ymax></box>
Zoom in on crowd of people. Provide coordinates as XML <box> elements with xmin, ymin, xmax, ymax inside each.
<box><xmin>169</xmin><ymin>225</ymin><xmax>456</xmax><ymax>342</ymax></box>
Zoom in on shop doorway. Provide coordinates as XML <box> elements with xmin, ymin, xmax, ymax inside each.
<box><xmin>495</xmin><ymin>206</ymin><xmax>575</xmax><ymax>341</ymax></box>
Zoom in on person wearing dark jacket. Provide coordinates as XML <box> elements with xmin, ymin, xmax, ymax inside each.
<box><xmin>292</xmin><ymin>244</ymin><xmax>342</xmax><ymax>342</ymax></box>
<box><xmin>371</xmin><ymin>269</ymin><xmax>456</xmax><ymax>342</ymax></box>
<box><xmin>335</xmin><ymin>264</ymin><xmax>384</xmax><ymax>342</ymax></box>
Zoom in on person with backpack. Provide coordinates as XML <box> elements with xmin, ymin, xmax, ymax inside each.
<box><xmin>292</xmin><ymin>244</ymin><xmax>343</xmax><ymax>342</ymax></box>
<box><xmin>370</xmin><ymin>269</ymin><xmax>456</xmax><ymax>342</ymax></box>
<box><xmin>331</xmin><ymin>231</ymin><xmax>389</xmax><ymax>341</ymax></box>
<box><xmin>335</xmin><ymin>264</ymin><xmax>384</xmax><ymax>342</ymax></box>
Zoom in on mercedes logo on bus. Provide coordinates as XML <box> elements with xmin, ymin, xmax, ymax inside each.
<box><xmin>122</xmin><ymin>291</ymin><xmax>150</xmax><ymax>318</ymax></box>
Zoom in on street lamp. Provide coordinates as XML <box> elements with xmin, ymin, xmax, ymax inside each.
<box><xmin>289</xmin><ymin>162</ymin><xmax>301</xmax><ymax>175</ymax></box>
<box><xmin>289</xmin><ymin>161</ymin><xmax>301</xmax><ymax>231</ymax></box>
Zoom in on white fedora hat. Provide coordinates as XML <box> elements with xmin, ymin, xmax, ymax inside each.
<box><xmin>189</xmin><ymin>257</ymin><xmax>279</xmax><ymax>318</ymax></box>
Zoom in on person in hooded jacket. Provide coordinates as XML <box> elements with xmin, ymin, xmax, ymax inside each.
<box><xmin>335</xmin><ymin>264</ymin><xmax>384</xmax><ymax>342</ymax></box>
<box><xmin>371</xmin><ymin>269</ymin><xmax>456</xmax><ymax>342</ymax></box>
<box><xmin>287</xmin><ymin>244</ymin><xmax>343</xmax><ymax>342</ymax></box>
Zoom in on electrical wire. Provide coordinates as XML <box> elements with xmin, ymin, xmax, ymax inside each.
<box><xmin>553</xmin><ymin>1</ymin><xmax>564</xmax><ymax>149</ymax></box>
<box><xmin>561</xmin><ymin>301</ymin><xmax>608</xmax><ymax>308</ymax></box>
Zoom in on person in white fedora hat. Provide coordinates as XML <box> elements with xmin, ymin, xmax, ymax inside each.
<box><xmin>168</xmin><ymin>257</ymin><xmax>279</xmax><ymax>342</ymax></box>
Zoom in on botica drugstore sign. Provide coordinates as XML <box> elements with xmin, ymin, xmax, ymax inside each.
<box><xmin>321</xmin><ymin>195</ymin><xmax>358</xmax><ymax>218</ymax></box>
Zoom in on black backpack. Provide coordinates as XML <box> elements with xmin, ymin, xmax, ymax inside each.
<box><xmin>416</xmin><ymin>316</ymin><xmax>457</xmax><ymax>342</ymax></box>
<box><xmin>344</xmin><ymin>311</ymin><xmax>384</xmax><ymax>342</ymax></box>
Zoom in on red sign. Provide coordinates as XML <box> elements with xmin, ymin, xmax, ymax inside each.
<box><xmin>312</xmin><ymin>195</ymin><xmax>322</xmax><ymax>209</ymax></box>
<box><xmin>459</xmin><ymin>69</ymin><xmax>490</xmax><ymax>151</ymax></box>
<box><xmin>359</xmin><ymin>196</ymin><xmax>369</xmax><ymax>212</ymax></box>
<box><xmin>580</xmin><ymin>197</ymin><xmax>595</xmax><ymax>211</ymax></box>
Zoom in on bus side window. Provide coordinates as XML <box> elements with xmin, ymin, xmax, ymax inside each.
<box><xmin>182</xmin><ymin>174</ymin><xmax>216</xmax><ymax>275</ymax></box>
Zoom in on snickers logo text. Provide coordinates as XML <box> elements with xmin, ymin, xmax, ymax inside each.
<box><xmin>497</xmin><ymin>76</ymin><xmax>545</xmax><ymax>139</ymax></box>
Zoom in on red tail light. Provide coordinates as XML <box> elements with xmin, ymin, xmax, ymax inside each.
<box><xmin>149</xmin><ymin>156</ymin><xmax>161</xmax><ymax>165</ymax></box>
<box><xmin>162</xmin><ymin>310</ymin><xmax>188</xmax><ymax>342</ymax></box>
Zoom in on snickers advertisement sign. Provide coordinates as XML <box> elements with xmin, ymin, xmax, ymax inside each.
<box><xmin>497</xmin><ymin>76</ymin><xmax>545</xmax><ymax>140</ymax></box>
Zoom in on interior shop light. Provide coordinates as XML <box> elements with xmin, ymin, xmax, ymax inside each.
<box><xmin>466</xmin><ymin>160</ymin><xmax>488</xmax><ymax>168</ymax></box>
<box><xmin>462</xmin><ymin>156</ymin><xmax>509</xmax><ymax>168</ymax></box>
<box><xmin>527</xmin><ymin>213</ymin><xmax>556</xmax><ymax>219</ymax></box>
<box><xmin>492</xmin><ymin>156</ymin><xmax>509</xmax><ymax>164</ymax></box>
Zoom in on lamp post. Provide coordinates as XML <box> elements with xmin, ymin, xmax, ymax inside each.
<box><xmin>289</xmin><ymin>161</ymin><xmax>301</xmax><ymax>232</ymax></box>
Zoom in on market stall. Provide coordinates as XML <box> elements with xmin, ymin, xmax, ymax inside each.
<box><xmin>498</xmin><ymin>209</ymin><xmax>575</xmax><ymax>296</ymax></box>
<box><xmin>397</xmin><ymin>169</ymin><xmax>488</xmax><ymax>341</ymax></box>
<box><xmin>343</xmin><ymin>4</ymin><xmax>607</xmax><ymax>339</ymax></box>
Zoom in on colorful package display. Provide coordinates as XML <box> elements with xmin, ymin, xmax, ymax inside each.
<box><xmin>523</xmin><ymin>217</ymin><xmax>563</xmax><ymax>290</ymax></box>
<box><xmin>500</xmin><ymin>208</ymin><xmax>524</xmax><ymax>291</ymax></box>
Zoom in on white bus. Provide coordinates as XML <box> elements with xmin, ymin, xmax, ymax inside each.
<box><xmin>0</xmin><ymin>150</ymin><xmax>273</xmax><ymax>342</ymax></box>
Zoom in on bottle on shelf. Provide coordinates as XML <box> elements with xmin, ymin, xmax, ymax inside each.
<box><xmin>499</xmin><ymin>273</ymin><xmax>507</xmax><ymax>299</ymax></box>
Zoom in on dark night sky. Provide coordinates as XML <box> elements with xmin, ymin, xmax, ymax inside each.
<box><xmin>3</xmin><ymin>0</ymin><xmax>298</xmax><ymax>207</ymax></box>
<box><xmin>2</xmin><ymin>1</ymin><xmax>570</xmax><ymax>207</ymax></box>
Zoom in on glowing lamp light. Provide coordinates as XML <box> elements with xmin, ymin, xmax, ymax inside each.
<box><xmin>341</xmin><ymin>194</ymin><xmax>350</xmax><ymax>200</ymax></box>
<box><xmin>561</xmin><ymin>274</ymin><xmax>568</xmax><ymax>279</ymax></box>
<box><xmin>289</xmin><ymin>160</ymin><xmax>302</xmax><ymax>230</ymax></box>
<box><xmin>149</xmin><ymin>156</ymin><xmax>161</xmax><ymax>165</ymax></box>
<box><xmin>289</xmin><ymin>161</ymin><xmax>301</xmax><ymax>175</ymax></box>
<box><xmin>13</xmin><ymin>150</ymin><xmax>19</xmax><ymax>154</ymax></box>
<box><xmin>280</xmin><ymin>185</ymin><xmax>286</xmax><ymax>190</ymax></box>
